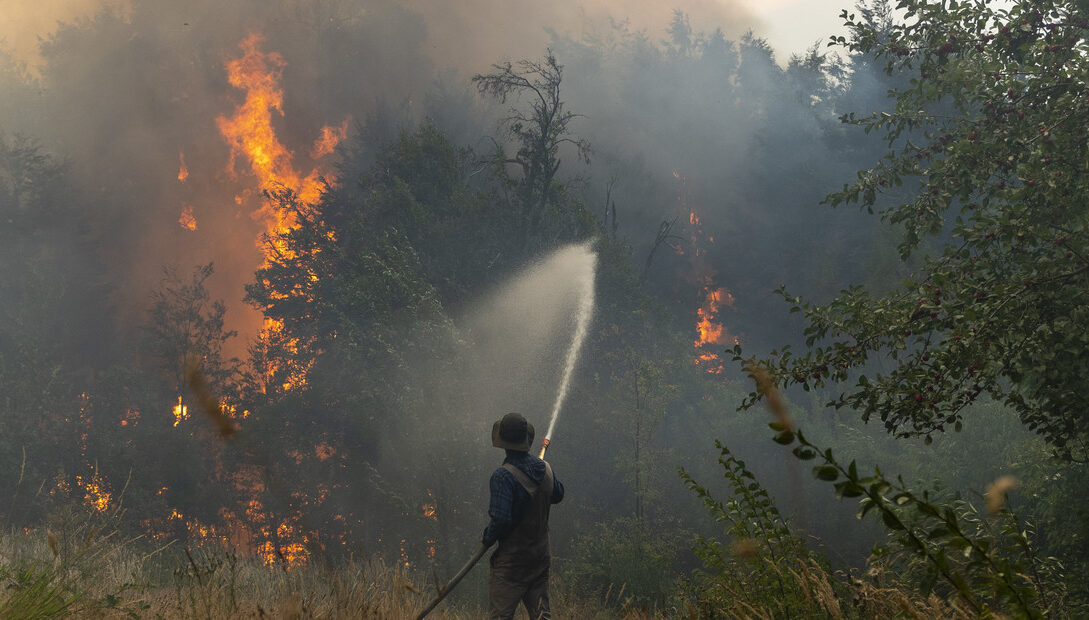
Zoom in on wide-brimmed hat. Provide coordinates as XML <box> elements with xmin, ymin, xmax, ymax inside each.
<box><xmin>492</xmin><ymin>412</ymin><xmax>535</xmax><ymax>451</ymax></box>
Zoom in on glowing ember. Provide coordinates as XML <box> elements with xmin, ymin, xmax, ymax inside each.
<box><xmin>172</xmin><ymin>395</ymin><xmax>189</xmax><ymax>427</ymax></box>
<box><xmin>179</xmin><ymin>204</ymin><xmax>198</xmax><ymax>230</ymax></box>
<box><xmin>314</xmin><ymin>442</ymin><xmax>335</xmax><ymax>461</ymax></box>
<box><xmin>120</xmin><ymin>408</ymin><xmax>140</xmax><ymax>427</ymax></box>
<box><xmin>255</xmin><ymin>522</ymin><xmax>310</xmax><ymax>568</ymax></box>
<box><xmin>75</xmin><ymin>472</ymin><xmax>111</xmax><ymax>512</ymax></box>
<box><xmin>177</xmin><ymin>151</ymin><xmax>189</xmax><ymax>182</ymax></box>
<box><xmin>422</xmin><ymin>489</ymin><xmax>438</xmax><ymax>521</ymax></box>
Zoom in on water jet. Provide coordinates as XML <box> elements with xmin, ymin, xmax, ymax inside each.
<box><xmin>416</xmin><ymin>241</ymin><xmax>597</xmax><ymax>619</ymax></box>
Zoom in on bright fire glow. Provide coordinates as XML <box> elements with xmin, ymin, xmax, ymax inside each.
<box><xmin>215</xmin><ymin>33</ymin><xmax>346</xmax><ymax>251</ymax></box>
<box><xmin>695</xmin><ymin>287</ymin><xmax>735</xmax><ymax>346</ymax></box>
<box><xmin>177</xmin><ymin>151</ymin><xmax>189</xmax><ymax>182</ymax></box>
<box><xmin>676</xmin><ymin>176</ymin><xmax>738</xmax><ymax>374</ymax></box>
<box><xmin>172</xmin><ymin>395</ymin><xmax>189</xmax><ymax>427</ymax></box>
<box><xmin>310</xmin><ymin>119</ymin><xmax>350</xmax><ymax>159</ymax></box>
<box><xmin>694</xmin><ymin>284</ymin><xmax>737</xmax><ymax>375</ymax></box>
<box><xmin>76</xmin><ymin>473</ymin><xmax>111</xmax><ymax>512</ymax></box>
<box><xmin>179</xmin><ymin>204</ymin><xmax>197</xmax><ymax>230</ymax></box>
<box><xmin>147</xmin><ymin>33</ymin><xmax>350</xmax><ymax>571</ymax></box>
<box><xmin>120</xmin><ymin>408</ymin><xmax>140</xmax><ymax>427</ymax></box>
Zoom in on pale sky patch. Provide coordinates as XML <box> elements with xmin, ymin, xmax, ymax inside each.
<box><xmin>735</xmin><ymin>0</ymin><xmax>853</xmax><ymax>62</ymax></box>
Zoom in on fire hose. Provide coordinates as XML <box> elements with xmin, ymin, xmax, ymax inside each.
<box><xmin>414</xmin><ymin>541</ymin><xmax>493</xmax><ymax>620</ymax></box>
<box><xmin>415</xmin><ymin>440</ymin><xmax>552</xmax><ymax>619</ymax></box>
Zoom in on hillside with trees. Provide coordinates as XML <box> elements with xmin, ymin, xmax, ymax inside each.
<box><xmin>0</xmin><ymin>0</ymin><xmax>1085</xmax><ymax>617</ymax></box>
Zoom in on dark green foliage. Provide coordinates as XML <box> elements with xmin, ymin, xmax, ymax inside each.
<box><xmin>0</xmin><ymin>563</ymin><xmax>78</xmax><ymax>619</ymax></box>
<box><xmin>744</xmin><ymin>0</ymin><xmax>1089</xmax><ymax>461</ymax></box>
<box><xmin>682</xmin><ymin>430</ymin><xmax>1073</xmax><ymax>617</ymax></box>
<box><xmin>145</xmin><ymin>263</ymin><xmax>239</xmax><ymax>395</ymax></box>
<box><xmin>562</xmin><ymin>516</ymin><xmax>680</xmax><ymax>609</ymax></box>
<box><xmin>679</xmin><ymin>442</ymin><xmax>848</xmax><ymax>618</ymax></box>
<box><xmin>784</xmin><ymin>423</ymin><xmax>1066</xmax><ymax>616</ymax></box>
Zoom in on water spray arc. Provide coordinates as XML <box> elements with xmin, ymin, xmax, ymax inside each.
<box><xmin>539</xmin><ymin>244</ymin><xmax>596</xmax><ymax>459</ymax></box>
<box><xmin>417</xmin><ymin>242</ymin><xmax>597</xmax><ymax>619</ymax></box>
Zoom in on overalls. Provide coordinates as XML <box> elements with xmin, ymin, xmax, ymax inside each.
<box><xmin>488</xmin><ymin>461</ymin><xmax>555</xmax><ymax>620</ymax></box>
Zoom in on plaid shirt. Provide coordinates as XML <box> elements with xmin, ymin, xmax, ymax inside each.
<box><xmin>482</xmin><ymin>451</ymin><xmax>564</xmax><ymax>545</ymax></box>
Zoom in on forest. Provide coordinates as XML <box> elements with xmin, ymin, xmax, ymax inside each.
<box><xmin>0</xmin><ymin>0</ymin><xmax>1086</xmax><ymax>617</ymax></box>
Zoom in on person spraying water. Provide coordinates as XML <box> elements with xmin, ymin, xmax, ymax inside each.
<box><xmin>416</xmin><ymin>242</ymin><xmax>596</xmax><ymax>620</ymax></box>
<box><xmin>416</xmin><ymin>413</ymin><xmax>564</xmax><ymax>620</ymax></box>
<box><xmin>483</xmin><ymin>413</ymin><xmax>564</xmax><ymax>618</ymax></box>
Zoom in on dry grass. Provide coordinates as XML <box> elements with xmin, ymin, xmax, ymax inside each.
<box><xmin>0</xmin><ymin>510</ymin><xmax>981</xmax><ymax>619</ymax></box>
<box><xmin>0</xmin><ymin>518</ymin><xmax>671</xmax><ymax>619</ymax></box>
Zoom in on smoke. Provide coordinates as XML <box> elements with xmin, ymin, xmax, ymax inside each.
<box><xmin>0</xmin><ymin>0</ymin><xmax>765</xmax><ymax>351</ymax></box>
<box><xmin>0</xmin><ymin>0</ymin><xmax>898</xmax><ymax>568</ymax></box>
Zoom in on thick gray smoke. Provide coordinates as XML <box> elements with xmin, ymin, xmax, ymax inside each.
<box><xmin>1</xmin><ymin>0</ymin><xmax>898</xmax><ymax>572</ymax></box>
<box><xmin>0</xmin><ymin>0</ymin><xmax>861</xmax><ymax>353</ymax></box>
<box><xmin>0</xmin><ymin>0</ymin><xmax>763</xmax><ymax>344</ymax></box>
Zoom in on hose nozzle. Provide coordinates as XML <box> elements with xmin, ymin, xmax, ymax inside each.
<box><xmin>538</xmin><ymin>438</ymin><xmax>550</xmax><ymax>459</ymax></box>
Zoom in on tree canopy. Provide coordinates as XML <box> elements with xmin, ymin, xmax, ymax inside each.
<box><xmin>748</xmin><ymin>0</ymin><xmax>1089</xmax><ymax>461</ymax></box>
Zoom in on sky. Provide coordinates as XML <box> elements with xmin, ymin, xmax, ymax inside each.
<box><xmin>739</xmin><ymin>0</ymin><xmax>852</xmax><ymax>59</ymax></box>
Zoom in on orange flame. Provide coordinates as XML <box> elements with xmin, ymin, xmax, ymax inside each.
<box><xmin>310</xmin><ymin>119</ymin><xmax>350</xmax><ymax>159</ymax></box>
<box><xmin>179</xmin><ymin>204</ymin><xmax>197</xmax><ymax>230</ymax></box>
<box><xmin>694</xmin><ymin>285</ymin><xmax>737</xmax><ymax>374</ymax></box>
<box><xmin>422</xmin><ymin>489</ymin><xmax>438</xmax><ymax>521</ymax></box>
<box><xmin>679</xmin><ymin>198</ymin><xmax>737</xmax><ymax>375</ymax></box>
<box><xmin>177</xmin><ymin>151</ymin><xmax>189</xmax><ymax>182</ymax></box>
<box><xmin>172</xmin><ymin>395</ymin><xmax>189</xmax><ymax>427</ymax></box>
<box><xmin>215</xmin><ymin>33</ymin><xmax>344</xmax><ymax>248</ymax></box>
<box><xmin>214</xmin><ymin>33</ymin><xmax>344</xmax><ymax>395</ymax></box>
<box><xmin>695</xmin><ymin>287</ymin><xmax>735</xmax><ymax>346</ymax></box>
<box><xmin>75</xmin><ymin>472</ymin><xmax>111</xmax><ymax>512</ymax></box>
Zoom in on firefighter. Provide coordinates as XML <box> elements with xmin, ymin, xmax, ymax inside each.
<box><xmin>482</xmin><ymin>412</ymin><xmax>565</xmax><ymax>620</ymax></box>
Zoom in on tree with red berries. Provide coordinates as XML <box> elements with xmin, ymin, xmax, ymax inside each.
<box><xmin>744</xmin><ymin>0</ymin><xmax>1089</xmax><ymax>461</ymax></box>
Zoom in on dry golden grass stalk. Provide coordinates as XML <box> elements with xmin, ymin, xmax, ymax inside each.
<box><xmin>83</xmin><ymin>526</ymin><xmax>97</xmax><ymax>549</ymax></box>
<box><xmin>47</xmin><ymin>531</ymin><xmax>58</xmax><ymax>558</ymax></box>
<box><xmin>985</xmin><ymin>475</ymin><xmax>1019</xmax><ymax>515</ymax></box>
<box><xmin>744</xmin><ymin>361</ymin><xmax>793</xmax><ymax>431</ymax></box>
<box><xmin>730</xmin><ymin>538</ymin><xmax>759</xmax><ymax>559</ymax></box>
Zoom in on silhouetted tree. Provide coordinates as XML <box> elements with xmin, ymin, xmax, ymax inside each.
<box><xmin>473</xmin><ymin>51</ymin><xmax>591</xmax><ymax>244</ymax></box>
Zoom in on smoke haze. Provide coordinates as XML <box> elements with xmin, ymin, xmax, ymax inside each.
<box><xmin>0</xmin><ymin>0</ymin><xmax>853</xmax><ymax>349</ymax></box>
<box><xmin>0</xmin><ymin>0</ymin><xmax>910</xmax><ymax>581</ymax></box>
